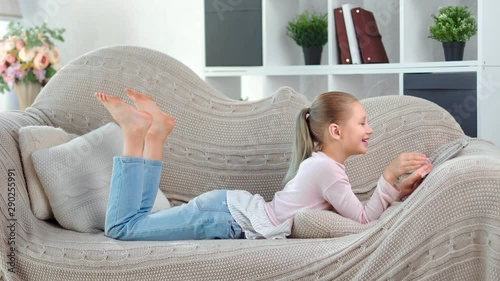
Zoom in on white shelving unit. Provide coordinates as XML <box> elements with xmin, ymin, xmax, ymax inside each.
<box><xmin>204</xmin><ymin>0</ymin><xmax>500</xmax><ymax>146</ymax></box>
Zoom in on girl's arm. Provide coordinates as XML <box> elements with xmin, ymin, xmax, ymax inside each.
<box><xmin>323</xmin><ymin>176</ymin><xmax>400</xmax><ymax>224</ymax></box>
<box><xmin>323</xmin><ymin>153</ymin><xmax>431</xmax><ymax>224</ymax></box>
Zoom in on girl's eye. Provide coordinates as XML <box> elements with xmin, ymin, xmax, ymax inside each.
<box><xmin>361</xmin><ymin>123</ymin><xmax>366</xmax><ymax>126</ymax></box>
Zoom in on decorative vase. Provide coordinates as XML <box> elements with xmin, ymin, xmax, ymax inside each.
<box><xmin>302</xmin><ymin>46</ymin><xmax>323</xmax><ymax>65</ymax></box>
<box><xmin>442</xmin><ymin>41</ymin><xmax>466</xmax><ymax>61</ymax></box>
<box><xmin>13</xmin><ymin>82</ymin><xmax>42</xmax><ymax>110</ymax></box>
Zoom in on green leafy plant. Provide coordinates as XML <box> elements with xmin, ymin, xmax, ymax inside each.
<box><xmin>0</xmin><ymin>21</ymin><xmax>65</xmax><ymax>94</ymax></box>
<box><xmin>3</xmin><ymin>21</ymin><xmax>65</xmax><ymax>48</ymax></box>
<box><xmin>286</xmin><ymin>11</ymin><xmax>328</xmax><ymax>47</ymax></box>
<box><xmin>429</xmin><ymin>6</ymin><xmax>477</xmax><ymax>42</ymax></box>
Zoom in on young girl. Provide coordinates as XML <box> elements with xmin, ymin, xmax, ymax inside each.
<box><xmin>96</xmin><ymin>90</ymin><xmax>432</xmax><ymax>241</ymax></box>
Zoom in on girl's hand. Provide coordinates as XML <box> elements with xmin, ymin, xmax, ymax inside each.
<box><xmin>397</xmin><ymin>163</ymin><xmax>433</xmax><ymax>200</ymax></box>
<box><xmin>383</xmin><ymin>153</ymin><xmax>429</xmax><ymax>185</ymax></box>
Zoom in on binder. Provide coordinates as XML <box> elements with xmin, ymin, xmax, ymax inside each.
<box><xmin>341</xmin><ymin>4</ymin><xmax>361</xmax><ymax>64</ymax></box>
<box><xmin>351</xmin><ymin>7</ymin><xmax>389</xmax><ymax>63</ymax></box>
<box><xmin>333</xmin><ymin>8</ymin><xmax>351</xmax><ymax>64</ymax></box>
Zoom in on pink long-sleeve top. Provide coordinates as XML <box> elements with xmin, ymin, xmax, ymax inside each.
<box><xmin>227</xmin><ymin>151</ymin><xmax>401</xmax><ymax>239</ymax></box>
<box><xmin>265</xmin><ymin>151</ymin><xmax>401</xmax><ymax>226</ymax></box>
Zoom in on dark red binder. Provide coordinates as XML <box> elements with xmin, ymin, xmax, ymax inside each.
<box><xmin>351</xmin><ymin>7</ymin><xmax>389</xmax><ymax>63</ymax></box>
<box><xmin>334</xmin><ymin>8</ymin><xmax>352</xmax><ymax>64</ymax></box>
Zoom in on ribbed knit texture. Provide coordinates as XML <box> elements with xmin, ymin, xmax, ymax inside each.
<box><xmin>1</xmin><ymin>46</ymin><xmax>499</xmax><ymax>280</ymax></box>
<box><xmin>18</xmin><ymin>125</ymin><xmax>79</xmax><ymax>220</ymax></box>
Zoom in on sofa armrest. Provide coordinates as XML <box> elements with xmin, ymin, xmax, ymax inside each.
<box><xmin>291</xmin><ymin>139</ymin><xmax>500</xmax><ymax>239</ymax></box>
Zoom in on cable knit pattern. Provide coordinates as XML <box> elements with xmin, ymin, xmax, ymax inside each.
<box><xmin>19</xmin><ymin>125</ymin><xmax>79</xmax><ymax>220</ymax></box>
<box><xmin>30</xmin><ymin>46</ymin><xmax>310</xmax><ymax>204</ymax></box>
<box><xmin>1</xmin><ymin>46</ymin><xmax>499</xmax><ymax>280</ymax></box>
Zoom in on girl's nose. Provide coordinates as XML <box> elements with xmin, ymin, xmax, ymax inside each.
<box><xmin>367</xmin><ymin>124</ymin><xmax>373</xmax><ymax>134</ymax></box>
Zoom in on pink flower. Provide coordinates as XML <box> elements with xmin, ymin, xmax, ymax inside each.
<box><xmin>0</xmin><ymin>51</ymin><xmax>5</xmax><ymax>65</ymax></box>
<box><xmin>33</xmin><ymin>52</ymin><xmax>49</xmax><ymax>70</ymax></box>
<box><xmin>48</xmin><ymin>48</ymin><xmax>59</xmax><ymax>64</ymax></box>
<box><xmin>5</xmin><ymin>53</ymin><xmax>16</xmax><ymax>64</ymax></box>
<box><xmin>0</xmin><ymin>63</ymin><xmax>6</xmax><ymax>72</ymax></box>
<box><xmin>15</xmin><ymin>40</ymin><xmax>25</xmax><ymax>51</ymax></box>
<box><xmin>3</xmin><ymin>74</ymin><xmax>14</xmax><ymax>85</ymax></box>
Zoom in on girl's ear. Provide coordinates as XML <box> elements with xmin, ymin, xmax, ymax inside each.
<box><xmin>328</xmin><ymin>123</ymin><xmax>341</xmax><ymax>140</ymax></box>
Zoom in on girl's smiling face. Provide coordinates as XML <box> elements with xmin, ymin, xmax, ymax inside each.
<box><xmin>339</xmin><ymin>102</ymin><xmax>373</xmax><ymax>156</ymax></box>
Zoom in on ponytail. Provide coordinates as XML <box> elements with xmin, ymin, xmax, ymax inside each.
<box><xmin>282</xmin><ymin>91</ymin><xmax>358</xmax><ymax>186</ymax></box>
<box><xmin>282</xmin><ymin>107</ymin><xmax>314</xmax><ymax>185</ymax></box>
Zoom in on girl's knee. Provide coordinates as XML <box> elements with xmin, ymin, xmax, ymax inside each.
<box><xmin>104</xmin><ymin>225</ymin><xmax>122</xmax><ymax>239</ymax></box>
<box><xmin>104</xmin><ymin>220</ymin><xmax>137</xmax><ymax>240</ymax></box>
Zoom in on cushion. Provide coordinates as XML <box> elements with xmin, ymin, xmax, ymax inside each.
<box><xmin>290</xmin><ymin>202</ymin><xmax>401</xmax><ymax>238</ymax></box>
<box><xmin>19</xmin><ymin>126</ymin><xmax>79</xmax><ymax>220</ymax></box>
<box><xmin>31</xmin><ymin>122</ymin><xmax>171</xmax><ymax>233</ymax></box>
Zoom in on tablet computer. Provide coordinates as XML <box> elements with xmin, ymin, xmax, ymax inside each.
<box><xmin>424</xmin><ymin>138</ymin><xmax>469</xmax><ymax>178</ymax></box>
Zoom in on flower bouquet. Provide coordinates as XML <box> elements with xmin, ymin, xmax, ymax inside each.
<box><xmin>0</xmin><ymin>21</ymin><xmax>65</xmax><ymax>108</ymax></box>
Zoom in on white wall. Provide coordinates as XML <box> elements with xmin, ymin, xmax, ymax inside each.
<box><xmin>1</xmin><ymin>1</ymin><xmax>205</xmax><ymax>110</ymax></box>
<box><xmin>18</xmin><ymin>0</ymin><xmax>205</xmax><ymax>77</ymax></box>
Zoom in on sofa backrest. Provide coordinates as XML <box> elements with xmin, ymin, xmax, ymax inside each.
<box><xmin>31</xmin><ymin>46</ymin><xmax>464</xmax><ymax>204</ymax></box>
<box><xmin>31</xmin><ymin>46</ymin><xmax>311</xmax><ymax>203</ymax></box>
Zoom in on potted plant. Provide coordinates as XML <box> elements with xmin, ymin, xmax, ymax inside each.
<box><xmin>0</xmin><ymin>21</ymin><xmax>65</xmax><ymax>110</ymax></box>
<box><xmin>286</xmin><ymin>11</ymin><xmax>328</xmax><ymax>65</ymax></box>
<box><xmin>428</xmin><ymin>6</ymin><xmax>477</xmax><ymax>61</ymax></box>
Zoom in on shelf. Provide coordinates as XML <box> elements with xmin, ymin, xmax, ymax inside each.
<box><xmin>205</xmin><ymin>61</ymin><xmax>481</xmax><ymax>77</ymax></box>
<box><xmin>203</xmin><ymin>0</ymin><xmax>500</xmax><ymax>146</ymax></box>
<box><xmin>403</xmin><ymin>0</ymin><xmax>478</xmax><ymax>63</ymax></box>
<box><xmin>264</xmin><ymin>0</ymin><xmax>330</xmax><ymax>66</ymax></box>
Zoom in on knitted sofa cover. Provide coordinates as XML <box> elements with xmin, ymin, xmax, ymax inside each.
<box><xmin>1</xmin><ymin>46</ymin><xmax>499</xmax><ymax>280</ymax></box>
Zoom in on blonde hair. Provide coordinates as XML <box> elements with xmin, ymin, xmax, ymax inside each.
<box><xmin>282</xmin><ymin>91</ymin><xmax>358</xmax><ymax>185</ymax></box>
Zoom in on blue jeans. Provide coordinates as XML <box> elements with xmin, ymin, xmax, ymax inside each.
<box><xmin>104</xmin><ymin>156</ymin><xmax>244</xmax><ymax>241</ymax></box>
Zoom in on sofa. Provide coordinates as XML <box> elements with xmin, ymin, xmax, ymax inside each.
<box><xmin>1</xmin><ymin>46</ymin><xmax>500</xmax><ymax>280</ymax></box>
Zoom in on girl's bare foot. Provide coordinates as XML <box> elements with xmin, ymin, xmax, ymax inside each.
<box><xmin>124</xmin><ymin>88</ymin><xmax>175</xmax><ymax>140</ymax></box>
<box><xmin>95</xmin><ymin>92</ymin><xmax>152</xmax><ymax>138</ymax></box>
